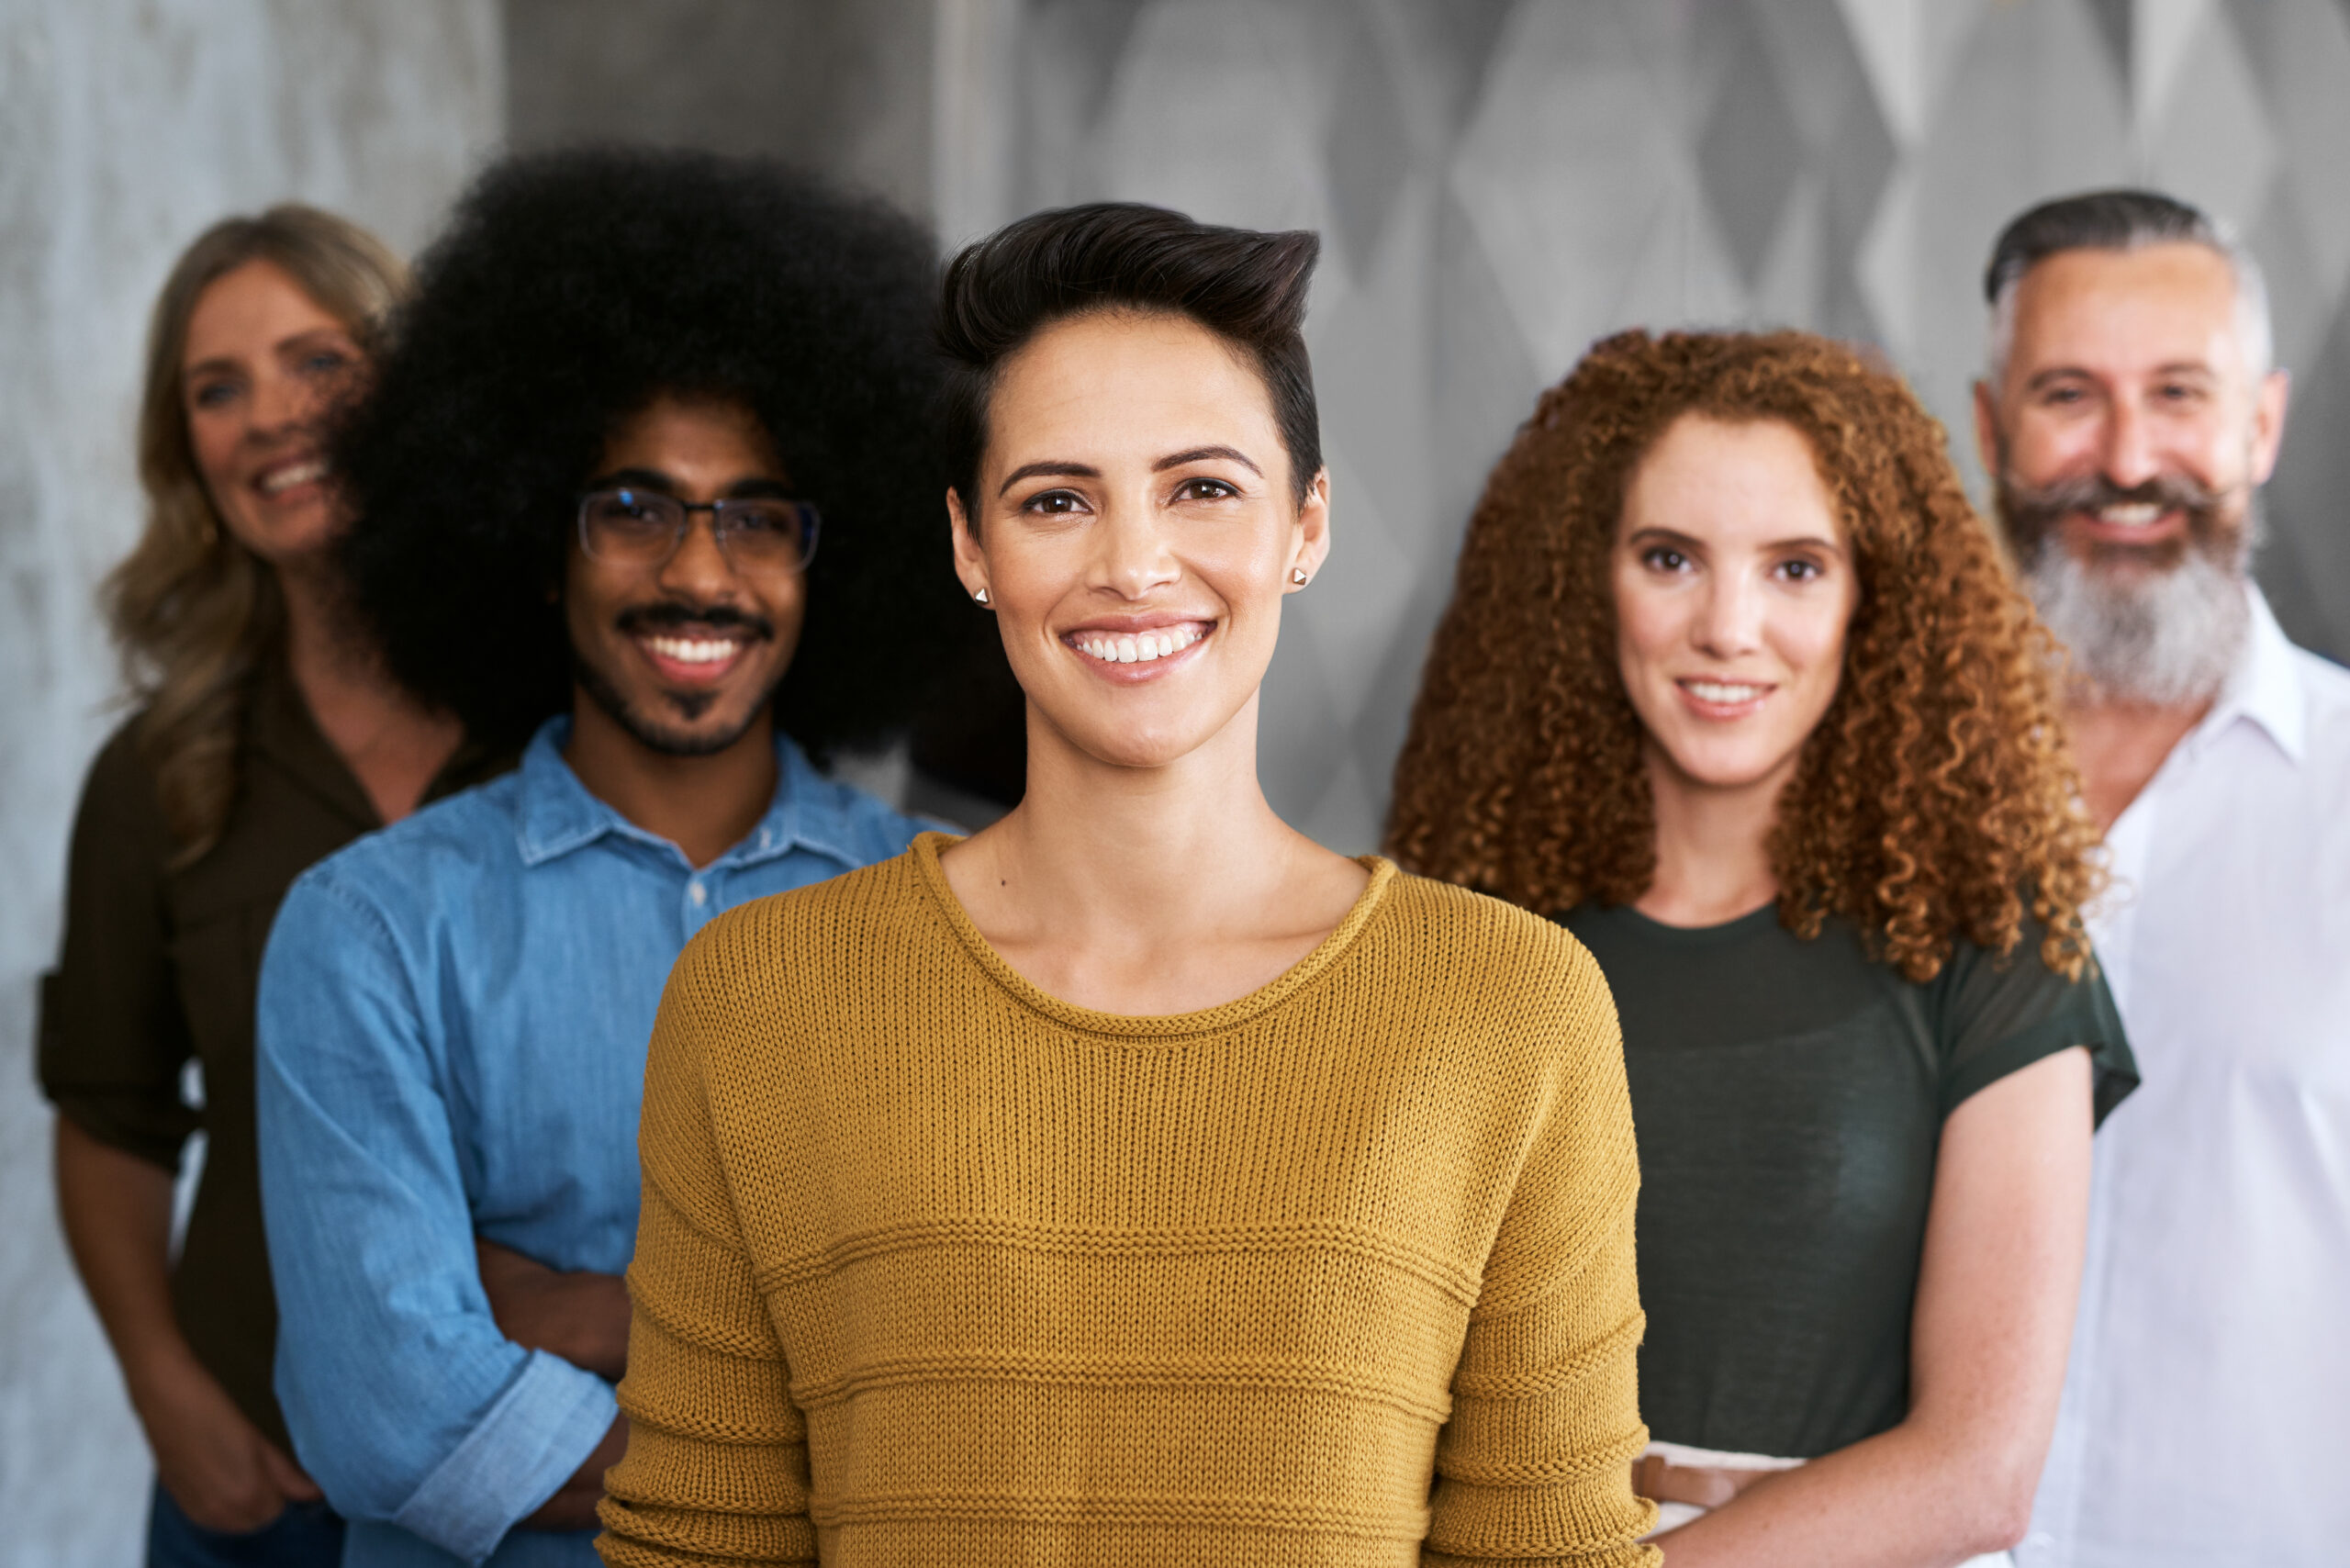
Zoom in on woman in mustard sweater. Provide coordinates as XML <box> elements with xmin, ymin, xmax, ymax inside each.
<box><xmin>595</xmin><ymin>204</ymin><xmax>1659</xmax><ymax>1567</ymax></box>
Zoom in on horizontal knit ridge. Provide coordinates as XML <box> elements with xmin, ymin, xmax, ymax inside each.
<box><xmin>1450</xmin><ymin>1309</ymin><xmax>1648</xmax><ymax>1403</ymax></box>
<box><xmin>807</xmin><ymin>1485</ymin><xmax>1428</xmax><ymax>1540</ymax></box>
<box><xmin>789</xmin><ymin>1348</ymin><xmax>1455</xmax><ymax>1424</ymax></box>
<box><xmin>1437</xmin><ymin>1421</ymin><xmax>1653</xmax><ymax>1488</ymax></box>
<box><xmin>755</xmin><ymin>1213</ymin><xmax>1484</xmax><ymax>1305</ymax></box>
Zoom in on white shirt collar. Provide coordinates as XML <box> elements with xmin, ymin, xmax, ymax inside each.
<box><xmin>2180</xmin><ymin>583</ymin><xmax>2306</xmax><ymax>766</ymax></box>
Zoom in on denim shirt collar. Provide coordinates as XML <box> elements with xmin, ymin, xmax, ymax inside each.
<box><xmin>513</xmin><ymin>716</ymin><xmax>866</xmax><ymax>871</ymax></box>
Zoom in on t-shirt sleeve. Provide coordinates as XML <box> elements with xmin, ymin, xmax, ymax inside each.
<box><xmin>1933</xmin><ymin>917</ymin><xmax>2137</xmax><ymax>1127</ymax></box>
<box><xmin>39</xmin><ymin>722</ymin><xmax>199</xmax><ymax>1169</ymax></box>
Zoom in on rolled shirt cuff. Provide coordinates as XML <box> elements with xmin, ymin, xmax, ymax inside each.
<box><xmin>389</xmin><ymin>1350</ymin><xmax>618</xmax><ymax>1565</ymax></box>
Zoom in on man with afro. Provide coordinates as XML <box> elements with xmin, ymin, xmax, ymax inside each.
<box><xmin>250</xmin><ymin>148</ymin><xmax>967</xmax><ymax>1568</ymax></box>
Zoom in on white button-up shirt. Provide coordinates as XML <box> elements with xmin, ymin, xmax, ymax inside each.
<box><xmin>2020</xmin><ymin>588</ymin><xmax>2350</xmax><ymax>1567</ymax></box>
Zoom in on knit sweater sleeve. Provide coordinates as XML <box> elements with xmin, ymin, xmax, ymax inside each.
<box><xmin>1425</xmin><ymin>938</ymin><xmax>1660</xmax><ymax>1567</ymax></box>
<box><xmin>598</xmin><ymin>925</ymin><xmax>815</xmax><ymax>1567</ymax></box>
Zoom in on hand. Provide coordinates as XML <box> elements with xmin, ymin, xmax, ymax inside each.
<box><xmin>476</xmin><ymin>1237</ymin><xmax>631</xmax><ymax>1382</ymax></box>
<box><xmin>134</xmin><ymin>1356</ymin><xmax>320</xmax><ymax>1533</ymax></box>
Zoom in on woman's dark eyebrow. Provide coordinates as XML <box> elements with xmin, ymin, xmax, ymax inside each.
<box><xmin>1155</xmin><ymin>444</ymin><xmax>1261</xmax><ymax>476</ymax></box>
<box><xmin>998</xmin><ymin>460</ymin><xmax>1100</xmax><ymax>497</ymax></box>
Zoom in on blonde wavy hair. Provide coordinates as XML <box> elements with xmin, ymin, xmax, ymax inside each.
<box><xmin>1387</xmin><ymin>330</ymin><xmax>2100</xmax><ymax>982</ymax></box>
<box><xmin>106</xmin><ymin>205</ymin><xmax>408</xmax><ymax>865</ymax></box>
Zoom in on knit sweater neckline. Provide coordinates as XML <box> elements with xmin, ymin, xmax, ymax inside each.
<box><xmin>908</xmin><ymin>830</ymin><xmax>1397</xmax><ymax>1042</ymax></box>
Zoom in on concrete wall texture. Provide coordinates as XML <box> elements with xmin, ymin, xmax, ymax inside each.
<box><xmin>6</xmin><ymin>1</ymin><xmax>2347</xmax><ymax>1562</ymax></box>
<box><xmin>0</xmin><ymin>2</ymin><xmax>500</xmax><ymax>1559</ymax></box>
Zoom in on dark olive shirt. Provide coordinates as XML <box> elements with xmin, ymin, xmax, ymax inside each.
<box><xmin>39</xmin><ymin>666</ymin><xmax>507</xmax><ymax>1450</ymax></box>
<box><xmin>1561</xmin><ymin>902</ymin><xmax>2137</xmax><ymax>1461</ymax></box>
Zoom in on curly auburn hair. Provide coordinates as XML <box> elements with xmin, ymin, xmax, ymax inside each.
<box><xmin>333</xmin><ymin>146</ymin><xmax>976</xmax><ymax>752</ymax></box>
<box><xmin>1386</xmin><ymin>329</ymin><xmax>2100</xmax><ymax>982</ymax></box>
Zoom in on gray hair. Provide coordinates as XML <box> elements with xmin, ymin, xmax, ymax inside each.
<box><xmin>1984</xmin><ymin>188</ymin><xmax>2272</xmax><ymax>386</ymax></box>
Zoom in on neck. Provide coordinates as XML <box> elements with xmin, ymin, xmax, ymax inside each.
<box><xmin>277</xmin><ymin>556</ymin><xmax>461</xmax><ymax>823</ymax></box>
<box><xmin>278</xmin><ymin>555</ymin><xmax>374</xmax><ymax>694</ymax></box>
<box><xmin>1636</xmin><ymin>743</ymin><xmax>1785</xmax><ymax>927</ymax></box>
<box><xmin>976</xmin><ymin>690</ymin><xmax>1311</xmax><ymax>936</ymax></box>
<box><xmin>562</xmin><ymin>695</ymin><xmax>779</xmax><ymax>869</ymax></box>
<box><xmin>2063</xmin><ymin>689</ymin><xmax>2210</xmax><ymax>832</ymax></box>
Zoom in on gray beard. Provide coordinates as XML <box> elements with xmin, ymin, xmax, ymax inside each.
<box><xmin>2018</xmin><ymin>514</ymin><xmax>2255</xmax><ymax>707</ymax></box>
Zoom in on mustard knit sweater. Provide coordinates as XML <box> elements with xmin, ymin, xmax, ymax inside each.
<box><xmin>598</xmin><ymin>834</ymin><xmax>1658</xmax><ymax>1567</ymax></box>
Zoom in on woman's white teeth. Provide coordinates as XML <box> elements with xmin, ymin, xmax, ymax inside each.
<box><xmin>259</xmin><ymin>460</ymin><xmax>328</xmax><ymax>495</ymax></box>
<box><xmin>1687</xmin><ymin>680</ymin><xmax>1765</xmax><ymax>703</ymax></box>
<box><xmin>1078</xmin><ymin>627</ymin><xmax>1198</xmax><ymax>663</ymax></box>
<box><xmin>2099</xmin><ymin>502</ymin><xmax>2164</xmax><ymax>527</ymax></box>
<box><xmin>646</xmin><ymin>635</ymin><xmax>738</xmax><ymax>665</ymax></box>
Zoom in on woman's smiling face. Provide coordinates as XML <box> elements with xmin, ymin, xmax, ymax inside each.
<box><xmin>1613</xmin><ymin>413</ymin><xmax>1860</xmax><ymax>798</ymax></box>
<box><xmin>951</xmin><ymin>309</ymin><xmax>1328</xmax><ymax>771</ymax></box>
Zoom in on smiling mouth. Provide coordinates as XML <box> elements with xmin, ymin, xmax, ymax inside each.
<box><xmin>255</xmin><ymin>457</ymin><xmax>328</xmax><ymax>497</ymax></box>
<box><xmin>632</xmin><ymin>628</ymin><xmax>759</xmax><ymax>686</ymax></box>
<box><xmin>1067</xmin><ymin>622</ymin><xmax>1212</xmax><ymax>666</ymax></box>
<box><xmin>1679</xmin><ymin>678</ymin><xmax>1772</xmax><ymax>711</ymax></box>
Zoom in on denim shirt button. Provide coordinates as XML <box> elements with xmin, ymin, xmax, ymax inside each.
<box><xmin>688</xmin><ymin>880</ymin><xmax>708</xmax><ymax>907</ymax></box>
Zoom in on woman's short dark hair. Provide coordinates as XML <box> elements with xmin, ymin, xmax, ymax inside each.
<box><xmin>333</xmin><ymin>145</ymin><xmax>967</xmax><ymax>753</ymax></box>
<box><xmin>936</xmin><ymin>203</ymin><xmax>1323</xmax><ymax>510</ymax></box>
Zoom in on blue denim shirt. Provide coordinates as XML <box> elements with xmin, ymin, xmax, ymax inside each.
<box><xmin>255</xmin><ymin>720</ymin><xmax>937</xmax><ymax>1568</ymax></box>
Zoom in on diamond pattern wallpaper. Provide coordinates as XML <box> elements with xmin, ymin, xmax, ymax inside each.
<box><xmin>939</xmin><ymin>0</ymin><xmax>2350</xmax><ymax>851</ymax></box>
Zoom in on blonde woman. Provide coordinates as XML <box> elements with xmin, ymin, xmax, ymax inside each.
<box><xmin>40</xmin><ymin>207</ymin><xmax>499</xmax><ymax>1567</ymax></box>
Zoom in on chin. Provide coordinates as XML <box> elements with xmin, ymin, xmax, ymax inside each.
<box><xmin>1657</xmin><ymin>740</ymin><xmax>1798</xmax><ymax>792</ymax></box>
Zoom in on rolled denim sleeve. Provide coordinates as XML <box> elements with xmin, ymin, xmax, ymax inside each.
<box><xmin>257</xmin><ymin>866</ymin><xmax>617</xmax><ymax>1565</ymax></box>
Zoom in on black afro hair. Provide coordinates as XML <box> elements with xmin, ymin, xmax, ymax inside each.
<box><xmin>332</xmin><ymin>144</ymin><xmax>978</xmax><ymax>755</ymax></box>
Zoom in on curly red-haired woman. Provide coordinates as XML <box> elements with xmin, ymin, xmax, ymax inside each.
<box><xmin>1389</xmin><ymin>330</ymin><xmax>2137</xmax><ymax>1568</ymax></box>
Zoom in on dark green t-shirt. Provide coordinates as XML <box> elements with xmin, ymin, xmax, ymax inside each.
<box><xmin>1561</xmin><ymin>902</ymin><xmax>2136</xmax><ymax>1460</ymax></box>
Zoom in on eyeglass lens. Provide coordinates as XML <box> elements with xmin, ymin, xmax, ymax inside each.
<box><xmin>579</xmin><ymin>489</ymin><xmax>816</xmax><ymax>570</ymax></box>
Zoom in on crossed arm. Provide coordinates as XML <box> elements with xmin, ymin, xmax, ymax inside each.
<box><xmin>475</xmin><ymin>1239</ymin><xmax>630</xmax><ymax>1529</ymax></box>
<box><xmin>1649</xmin><ymin>1047</ymin><xmax>2094</xmax><ymax>1568</ymax></box>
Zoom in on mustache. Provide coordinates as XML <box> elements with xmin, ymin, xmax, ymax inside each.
<box><xmin>2001</xmin><ymin>469</ymin><xmax>2226</xmax><ymax>527</ymax></box>
<box><xmin>613</xmin><ymin>600</ymin><xmax>776</xmax><ymax>640</ymax></box>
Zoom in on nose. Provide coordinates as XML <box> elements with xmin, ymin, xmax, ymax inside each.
<box><xmin>1694</xmin><ymin>567</ymin><xmax>1764</xmax><ymax>659</ymax></box>
<box><xmin>2099</xmin><ymin>397</ymin><xmax>2160</xmax><ymax>491</ymax></box>
<box><xmin>248</xmin><ymin>366</ymin><xmax>306</xmax><ymax>437</ymax></box>
<box><xmin>1091</xmin><ymin>503</ymin><xmax>1180</xmax><ymax>599</ymax></box>
<box><xmin>655</xmin><ymin>510</ymin><xmax>742</xmax><ymax>599</ymax></box>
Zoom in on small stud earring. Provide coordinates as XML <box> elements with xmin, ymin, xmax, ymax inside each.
<box><xmin>1289</xmin><ymin>567</ymin><xmax>1308</xmax><ymax>586</ymax></box>
<box><xmin>973</xmin><ymin>587</ymin><xmax>990</xmax><ymax>606</ymax></box>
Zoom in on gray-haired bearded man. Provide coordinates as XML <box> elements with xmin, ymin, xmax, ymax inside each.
<box><xmin>1974</xmin><ymin>188</ymin><xmax>2350</xmax><ymax>1568</ymax></box>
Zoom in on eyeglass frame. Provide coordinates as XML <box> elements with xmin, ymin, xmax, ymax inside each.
<box><xmin>574</xmin><ymin>486</ymin><xmax>822</xmax><ymax>574</ymax></box>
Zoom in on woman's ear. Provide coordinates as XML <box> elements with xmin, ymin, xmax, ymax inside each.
<box><xmin>947</xmin><ymin>487</ymin><xmax>990</xmax><ymax>604</ymax></box>
<box><xmin>1285</xmin><ymin>466</ymin><xmax>1333</xmax><ymax>590</ymax></box>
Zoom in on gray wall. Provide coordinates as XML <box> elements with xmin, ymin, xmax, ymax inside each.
<box><xmin>0</xmin><ymin>3</ymin><xmax>500</xmax><ymax>1560</ymax></box>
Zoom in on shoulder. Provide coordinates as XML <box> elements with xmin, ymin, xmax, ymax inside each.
<box><xmin>280</xmin><ymin>771</ymin><xmax>527</xmax><ymax>931</ymax></box>
<box><xmin>74</xmin><ymin>710</ymin><xmax>165</xmax><ymax>823</ymax></box>
<box><xmin>1371</xmin><ymin>868</ymin><xmax>1619</xmax><ymax>1028</ymax></box>
<box><xmin>677</xmin><ymin>844</ymin><xmax>929</xmax><ymax>991</ymax></box>
<box><xmin>2294</xmin><ymin>644</ymin><xmax>2350</xmax><ymax>757</ymax></box>
<box><xmin>1380</xmin><ymin>869</ymin><xmax>1607</xmax><ymax>975</ymax></box>
<box><xmin>787</xmin><ymin>756</ymin><xmax>944</xmax><ymax>869</ymax></box>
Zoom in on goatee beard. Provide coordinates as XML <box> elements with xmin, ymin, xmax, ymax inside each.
<box><xmin>574</xmin><ymin>600</ymin><xmax>783</xmax><ymax>757</ymax></box>
<box><xmin>1998</xmin><ymin>469</ymin><xmax>2255</xmax><ymax>708</ymax></box>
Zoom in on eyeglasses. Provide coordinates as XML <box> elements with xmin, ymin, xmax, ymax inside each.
<box><xmin>576</xmin><ymin>487</ymin><xmax>821</xmax><ymax>573</ymax></box>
